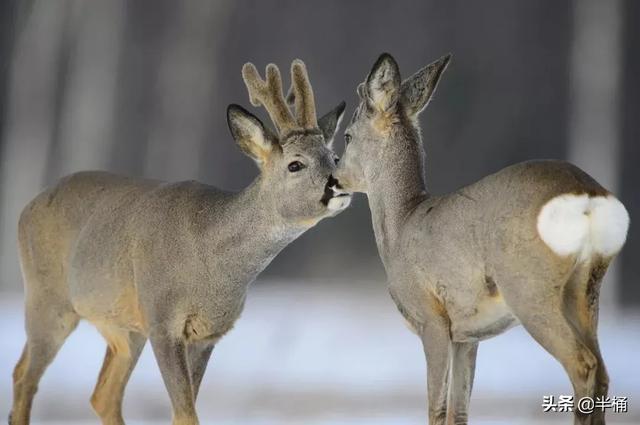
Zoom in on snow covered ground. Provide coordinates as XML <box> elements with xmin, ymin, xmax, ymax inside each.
<box><xmin>1</xmin><ymin>279</ymin><xmax>638</xmax><ymax>424</ymax></box>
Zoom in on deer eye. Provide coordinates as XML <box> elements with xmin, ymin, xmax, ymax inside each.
<box><xmin>344</xmin><ymin>134</ymin><xmax>352</xmax><ymax>145</ymax></box>
<box><xmin>287</xmin><ymin>161</ymin><xmax>305</xmax><ymax>172</ymax></box>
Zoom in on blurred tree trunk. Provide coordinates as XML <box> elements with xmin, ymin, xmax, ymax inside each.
<box><xmin>620</xmin><ymin>0</ymin><xmax>640</xmax><ymax>307</ymax></box>
<box><xmin>48</xmin><ymin>0</ymin><xmax>125</xmax><ymax>178</ymax></box>
<box><xmin>0</xmin><ymin>0</ymin><xmax>20</xmax><ymax>160</ymax></box>
<box><xmin>107</xmin><ymin>0</ymin><xmax>171</xmax><ymax>176</ymax></box>
<box><xmin>0</xmin><ymin>0</ymin><xmax>74</xmax><ymax>291</ymax></box>
<box><xmin>144</xmin><ymin>1</ymin><xmax>232</xmax><ymax>182</ymax></box>
<box><xmin>567</xmin><ymin>0</ymin><xmax>623</xmax><ymax>306</ymax></box>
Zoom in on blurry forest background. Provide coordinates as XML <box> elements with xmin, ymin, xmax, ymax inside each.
<box><xmin>0</xmin><ymin>0</ymin><xmax>638</xmax><ymax>303</ymax></box>
<box><xmin>1</xmin><ymin>1</ymin><xmax>639</xmax><ymax>424</ymax></box>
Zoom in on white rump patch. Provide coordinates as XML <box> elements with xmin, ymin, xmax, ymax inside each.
<box><xmin>589</xmin><ymin>196</ymin><xmax>630</xmax><ymax>257</ymax></box>
<box><xmin>537</xmin><ymin>194</ymin><xmax>591</xmax><ymax>256</ymax></box>
<box><xmin>537</xmin><ymin>194</ymin><xmax>629</xmax><ymax>260</ymax></box>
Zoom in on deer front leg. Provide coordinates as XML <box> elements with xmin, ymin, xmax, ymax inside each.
<box><xmin>448</xmin><ymin>341</ymin><xmax>478</xmax><ymax>425</ymax></box>
<box><xmin>150</xmin><ymin>331</ymin><xmax>198</xmax><ymax>425</ymax></box>
<box><xmin>188</xmin><ymin>342</ymin><xmax>214</xmax><ymax>401</ymax></box>
<box><xmin>420</xmin><ymin>297</ymin><xmax>452</xmax><ymax>425</ymax></box>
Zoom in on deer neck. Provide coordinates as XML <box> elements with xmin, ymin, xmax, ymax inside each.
<box><xmin>367</xmin><ymin>126</ymin><xmax>428</xmax><ymax>263</ymax></box>
<box><xmin>202</xmin><ymin>178</ymin><xmax>305</xmax><ymax>285</ymax></box>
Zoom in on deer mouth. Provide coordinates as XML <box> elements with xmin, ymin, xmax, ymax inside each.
<box><xmin>321</xmin><ymin>175</ymin><xmax>352</xmax><ymax>210</ymax></box>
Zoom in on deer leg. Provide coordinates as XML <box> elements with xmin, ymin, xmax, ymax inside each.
<box><xmin>187</xmin><ymin>342</ymin><xmax>214</xmax><ymax>401</ymax></box>
<box><xmin>501</xmin><ymin>276</ymin><xmax>597</xmax><ymax>425</ymax></box>
<box><xmin>150</xmin><ymin>331</ymin><xmax>198</xmax><ymax>425</ymax></box>
<box><xmin>448</xmin><ymin>341</ymin><xmax>478</xmax><ymax>425</ymax></box>
<box><xmin>420</xmin><ymin>297</ymin><xmax>452</xmax><ymax>425</ymax></box>
<box><xmin>564</xmin><ymin>259</ymin><xmax>610</xmax><ymax>425</ymax></box>
<box><xmin>10</xmin><ymin>309</ymin><xmax>79</xmax><ymax>425</ymax></box>
<box><xmin>90</xmin><ymin>330</ymin><xmax>146</xmax><ymax>425</ymax></box>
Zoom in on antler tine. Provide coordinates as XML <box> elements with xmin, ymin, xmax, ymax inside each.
<box><xmin>290</xmin><ymin>59</ymin><xmax>318</xmax><ymax>129</ymax></box>
<box><xmin>242</xmin><ymin>62</ymin><xmax>296</xmax><ymax>134</ymax></box>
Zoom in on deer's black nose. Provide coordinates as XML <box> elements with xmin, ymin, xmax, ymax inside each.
<box><xmin>326</xmin><ymin>174</ymin><xmax>343</xmax><ymax>190</ymax></box>
<box><xmin>321</xmin><ymin>175</ymin><xmax>340</xmax><ymax>205</ymax></box>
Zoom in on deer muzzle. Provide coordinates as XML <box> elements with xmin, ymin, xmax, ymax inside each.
<box><xmin>321</xmin><ymin>175</ymin><xmax>352</xmax><ymax>212</ymax></box>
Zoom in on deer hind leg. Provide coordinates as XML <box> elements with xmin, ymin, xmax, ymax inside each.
<box><xmin>91</xmin><ymin>327</ymin><xmax>146</xmax><ymax>425</ymax></box>
<box><xmin>448</xmin><ymin>341</ymin><xmax>478</xmax><ymax>425</ymax></box>
<box><xmin>563</xmin><ymin>259</ymin><xmax>611</xmax><ymax>425</ymax></box>
<box><xmin>500</xmin><ymin>273</ymin><xmax>598</xmax><ymax>425</ymax></box>
<box><xmin>10</xmin><ymin>304</ymin><xmax>79</xmax><ymax>425</ymax></box>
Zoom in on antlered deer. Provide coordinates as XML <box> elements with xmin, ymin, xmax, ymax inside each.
<box><xmin>11</xmin><ymin>59</ymin><xmax>350</xmax><ymax>425</ymax></box>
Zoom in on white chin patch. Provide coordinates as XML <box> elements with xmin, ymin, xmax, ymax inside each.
<box><xmin>327</xmin><ymin>195</ymin><xmax>351</xmax><ymax>212</ymax></box>
<box><xmin>537</xmin><ymin>194</ymin><xmax>629</xmax><ymax>260</ymax></box>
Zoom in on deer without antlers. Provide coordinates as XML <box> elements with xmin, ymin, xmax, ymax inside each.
<box><xmin>335</xmin><ymin>53</ymin><xmax>629</xmax><ymax>425</ymax></box>
<box><xmin>10</xmin><ymin>59</ymin><xmax>350</xmax><ymax>425</ymax></box>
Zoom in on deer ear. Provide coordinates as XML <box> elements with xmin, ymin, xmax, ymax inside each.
<box><xmin>365</xmin><ymin>53</ymin><xmax>401</xmax><ymax>112</ymax></box>
<box><xmin>227</xmin><ymin>104</ymin><xmax>278</xmax><ymax>167</ymax></box>
<box><xmin>400</xmin><ymin>54</ymin><xmax>451</xmax><ymax>116</ymax></box>
<box><xmin>318</xmin><ymin>101</ymin><xmax>346</xmax><ymax>148</ymax></box>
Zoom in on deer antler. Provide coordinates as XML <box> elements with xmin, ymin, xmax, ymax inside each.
<box><xmin>242</xmin><ymin>60</ymin><xmax>320</xmax><ymax>136</ymax></box>
<box><xmin>289</xmin><ymin>59</ymin><xmax>317</xmax><ymax>129</ymax></box>
<box><xmin>242</xmin><ymin>63</ymin><xmax>296</xmax><ymax>134</ymax></box>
